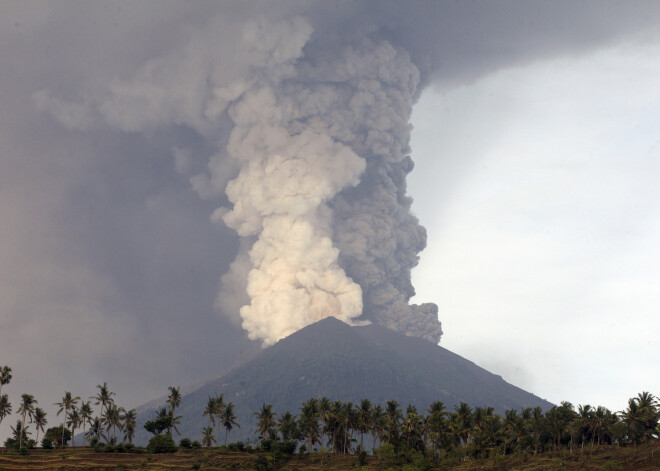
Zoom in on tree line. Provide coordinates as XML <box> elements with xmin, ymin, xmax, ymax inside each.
<box><xmin>212</xmin><ymin>394</ymin><xmax>659</xmax><ymax>459</ymax></box>
<box><xmin>0</xmin><ymin>366</ymin><xmax>138</xmax><ymax>451</ymax></box>
<box><xmin>1</xmin><ymin>363</ymin><xmax>658</xmax><ymax>460</ymax></box>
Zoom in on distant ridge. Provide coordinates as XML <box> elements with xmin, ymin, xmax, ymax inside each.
<box><xmin>134</xmin><ymin>317</ymin><xmax>553</xmax><ymax>444</ymax></box>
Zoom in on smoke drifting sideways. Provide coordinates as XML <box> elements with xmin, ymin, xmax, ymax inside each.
<box><xmin>37</xmin><ymin>11</ymin><xmax>443</xmax><ymax>345</ymax></box>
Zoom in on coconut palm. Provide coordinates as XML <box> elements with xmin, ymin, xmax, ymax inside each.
<box><xmin>255</xmin><ymin>403</ymin><xmax>277</xmax><ymax>439</ymax></box>
<box><xmin>33</xmin><ymin>407</ymin><xmax>48</xmax><ymax>442</ymax></box>
<box><xmin>202</xmin><ymin>426</ymin><xmax>216</xmax><ymax>447</ymax></box>
<box><xmin>278</xmin><ymin>411</ymin><xmax>298</xmax><ymax>441</ymax></box>
<box><xmin>167</xmin><ymin>386</ymin><xmax>182</xmax><ymax>416</ymax></box>
<box><xmin>576</xmin><ymin>404</ymin><xmax>594</xmax><ymax>448</ymax></box>
<box><xmin>0</xmin><ymin>366</ymin><xmax>11</xmax><ymax>398</ymax></box>
<box><xmin>203</xmin><ymin>396</ymin><xmax>217</xmax><ymax>427</ymax></box>
<box><xmin>90</xmin><ymin>382</ymin><xmax>115</xmax><ymax>418</ymax></box>
<box><xmin>585</xmin><ymin>406</ymin><xmax>610</xmax><ymax>445</ymax></box>
<box><xmin>370</xmin><ymin>404</ymin><xmax>385</xmax><ymax>450</ymax></box>
<box><xmin>10</xmin><ymin>420</ymin><xmax>30</xmax><ymax>449</ymax></box>
<box><xmin>86</xmin><ymin>417</ymin><xmax>106</xmax><ymax>442</ymax></box>
<box><xmin>403</xmin><ymin>405</ymin><xmax>422</xmax><ymax>452</ymax></box>
<box><xmin>67</xmin><ymin>407</ymin><xmax>81</xmax><ymax>446</ymax></box>
<box><xmin>357</xmin><ymin>399</ymin><xmax>372</xmax><ymax>451</ymax></box>
<box><xmin>635</xmin><ymin>391</ymin><xmax>659</xmax><ymax>441</ymax></box>
<box><xmin>425</xmin><ymin>401</ymin><xmax>447</xmax><ymax>450</ymax></box>
<box><xmin>122</xmin><ymin>409</ymin><xmax>137</xmax><ymax>443</ymax></box>
<box><xmin>453</xmin><ymin>402</ymin><xmax>474</xmax><ymax>447</ymax></box>
<box><xmin>104</xmin><ymin>404</ymin><xmax>124</xmax><ymax>444</ymax></box>
<box><xmin>17</xmin><ymin>393</ymin><xmax>37</xmax><ymax>448</ymax></box>
<box><xmin>478</xmin><ymin>415</ymin><xmax>505</xmax><ymax>453</ymax></box>
<box><xmin>385</xmin><ymin>400</ymin><xmax>402</xmax><ymax>443</ymax></box>
<box><xmin>55</xmin><ymin>391</ymin><xmax>80</xmax><ymax>446</ymax></box>
<box><xmin>79</xmin><ymin>401</ymin><xmax>94</xmax><ymax>445</ymax></box>
<box><xmin>221</xmin><ymin>402</ymin><xmax>239</xmax><ymax>446</ymax></box>
<box><xmin>0</xmin><ymin>394</ymin><xmax>12</xmax><ymax>426</ymax></box>
<box><xmin>165</xmin><ymin>387</ymin><xmax>183</xmax><ymax>436</ymax></box>
<box><xmin>318</xmin><ymin>397</ymin><xmax>332</xmax><ymax>448</ymax></box>
<box><xmin>338</xmin><ymin>402</ymin><xmax>357</xmax><ymax>453</ymax></box>
<box><xmin>213</xmin><ymin>394</ymin><xmax>225</xmax><ymax>444</ymax></box>
<box><xmin>299</xmin><ymin>398</ymin><xmax>320</xmax><ymax>453</ymax></box>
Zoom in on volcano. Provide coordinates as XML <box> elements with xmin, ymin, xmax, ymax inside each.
<box><xmin>133</xmin><ymin>317</ymin><xmax>552</xmax><ymax>444</ymax></box>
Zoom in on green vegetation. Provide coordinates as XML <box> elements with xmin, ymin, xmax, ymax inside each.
<box><xmin>0</xmin><ymin>362</ymin><xmax>658</xmax><ymax>470</ymax></box>
<box><xmin>146</xmin><ymin>433</ymin><xmax>177</xmax><ymax>454</ymax></box>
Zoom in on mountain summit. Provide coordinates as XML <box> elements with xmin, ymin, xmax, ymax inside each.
<box><xmin>134</xmin><ymin>317</ymin><xmax>552</xmax><ymax>444</ymax></box>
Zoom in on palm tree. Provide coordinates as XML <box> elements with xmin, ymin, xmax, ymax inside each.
<box><xmin>585</xmin><ymin>406</ymin><xmax>610</xmax><ymax>446</ymax></box>
<box><xmin>33</xmin><ymin>407</ymin><xmax>48</xmax><ymax>442</ymax></box>
<box><xmin>55</xmin><ymin>391</ymin><xmax>80</xmax><ymax>446</ymax></box>
<box><xmin>0</xmin><ymin>366</ymin><xmax>11</xmax><ymax>398</ymax></box>
<box><xmin>79</xmin><ymin>401</ymin><xmax>94</xmax><ymax>445</ymax></box>
<box><xmin>326</xmin><ymin>401</ymin><xmax>343</xmax><ymax>452</ymax></box>
<box><xmin>635</xmin><ymin>391</ymin><xmax>659</xmax><ymax>441</ymax></box>
<box><xmin>221</xmin><ymin>402</ymin><xmax>240</xmax><ymax>446</ymax></box>
<box><xmin>203</xmin><ymin>396</ymin><xmax>217</xmax><ymax>427</ymax></box>
<box><xmin>67</xmin><ymin>407</ymin><xmax>81</xmax><ymax>446</ymax></box>
<box><xmin>503</xmin><ymin>409</ymin><xmax>528</xmax><ymax>454</ymax></box>
<box><xmin>86</xmin><ymin>417</ymin><xmax>106</xmax><ymax>443</ymax></box>
<box><xmin>425</xmin><ymin>401</ymin><xmax>447</xmax><ymax>451</ymax></box>
<box><xmin>370</xmin><ymin>404</ymin><xmax>385</xmax><ymax>450</ymax></box>
<box><xmin>427</xmin><ymin>405</ymin><xmax>452</xmax><ymax>454</ymax></box>
<box><xmin>278</xmin><ymin>411</ymin><xmax>298</xmax><ymax>441</ymax></box>
<box><xmin>17</xmin><ymin>393</ymin><xmax>37</xmax><ymax>449</ymax></box>
<box><xmin>91</xmin><ymin>382</ymin><xmax>115</xmax><ymax>418</ymax></box>
<box><xmin>104</xmin><ymin>404</ymin><xmax>124</xmax><ymax>444</ymax></box>
<box><xmin>202</xmin><ymin>426</ymin><xmax>216</xmax><ymax>447</ymax></box>
<box><xmin>478</xmin><ymin>415</ymin><xmax>505</xmax><ymax>455</ymax></box>
<box><xmin>576</xmin><ymin>404</ymin><xmax>593</xmax><ymax>449</ymax></box>
<box><xmin>122</xmin><ymin>409</ymin><xmax>137</xmax><ymax>443</ymax></box>
<box><xmin>10</xmin><ymin>420</ymin><xmax>30</xmax><ymax>450</ymax></box>
<box><xmin>318</xmin><ymin>397</ymin><xmax>332</xmax><ymax>448</ymax></box>
<box><xmin>453</xmin><ymin>402</ymin><xmax>474</xmax><ymax>447</ymax></box>
<box><xmin>214</xmin><ymin>394</ymin><xmax>225</xmax><ymax>444</ymax></box>
<box><xmin>385</xmin><ymin>400</ymin><xmax>402</xmax><ymax>443</ymax></box>
<box><xmin>167</xmin><ymin>386</ymin><xmax>182</xmax><ymax>417</ymax></box>
<box><xmin>0</xmin><ymin>394</ymin><xmax>12</xmax><ymax>427</ymax></box>
<box><xmin>299</xmin><ymin>398</ymin><xmax>320</xmax><ymax>453</ymax></box>
<box><xmin>255</xmin><ymin>403</ymin><xmax>277</xmax><ymax>439</ymax></box>
<box><xmin>340</xmin><ymin>402</ymin><xmax>357</xmax><ymax>453</ymax></box>
<box><xmin>357</xmin><ymin>399</ymin><xmax>372</xmax><ymax>451</ymax></box>
<box><xmin>166</xmin><ymin>386</ymin><xmax>183</xmax><ymax>436</ymax></box>
<box><xmin>403</xmin><ymin>405</ymin><xmax>422</xmax><ymax>452</ymax></box>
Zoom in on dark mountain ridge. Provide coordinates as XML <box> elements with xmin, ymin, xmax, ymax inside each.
<box><xmin>134</xmin><ymin>317</ymin><xmax>552</xmax><ymax>444</ymax></box>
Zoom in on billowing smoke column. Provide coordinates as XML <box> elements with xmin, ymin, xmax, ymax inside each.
<box><xmin>213</xmin><ymin>18</ymin><xmax>441</xmax><ymax>345</ymax></box>
<box><xmin>35</xmin><ymin>12</ymin><xmax>442</xmax><ymax>346</ymax></box>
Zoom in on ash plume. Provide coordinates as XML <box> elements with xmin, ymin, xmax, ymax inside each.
<box><xmin>35</xmin><ymin>8</ymin><xmax>444</xmax><ymax>345</ymax></box>
<box><xmin>213</xmin><ymin>21</ymin><xmax>441</xmax><ymax>344</ymax></box>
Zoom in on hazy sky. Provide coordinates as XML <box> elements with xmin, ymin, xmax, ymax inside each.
<box><xmin>1</xmin><ymin>1</ymin><xmax>659</xmax><ymax>438</ymax></box>
<box><xmin>410</xmin><ymin>41</ymin><xmax>660</xmax><ymax>411</ymax></box>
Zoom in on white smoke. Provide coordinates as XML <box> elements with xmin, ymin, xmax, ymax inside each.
<box><xmin>33</xmin><ymin>12</ymin><xmax>443</xmax><ymax>345</ymax></box>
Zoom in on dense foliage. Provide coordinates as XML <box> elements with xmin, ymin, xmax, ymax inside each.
<box><xmin>146</xmin><ymin>433</ymin><xmax>178</xmax><ymax>453</ymax></box>
<box><xmin>0</xmin><ymin>362</ymin><xmax>657</xmax><ymax>466</ymax></box>
<box><xmin>227</xmin><ymin>393</ymin><xmax>658</xmax><ymax>461</ymax></box>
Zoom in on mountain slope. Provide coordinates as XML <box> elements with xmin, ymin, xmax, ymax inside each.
<box><xmin>134</xmin><ymin>317</ymin><xmax>552</xmax><ymax>444</ymax></box>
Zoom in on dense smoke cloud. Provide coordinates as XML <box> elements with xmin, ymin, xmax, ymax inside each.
<box><xmin>221</xmin><ymin>30</ymin><xmax>442</xmax><ymax>344</ymax></box>
<box><xmin>30</xmin><ymin>1</ymin><xmax>660</xmax><ymax>347</ymax></box>
<box><xmin>211</xmin><ymin>21</ymin><xmax>443</xmax><ymax>343</ymax></box>
<box><xmin>36</xmin><ymin>10</ymin><xmax>443</xmax><ymax>344</ymax></box>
